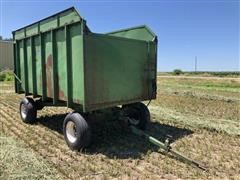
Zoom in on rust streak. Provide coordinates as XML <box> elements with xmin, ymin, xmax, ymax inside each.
<box><xmin>57</xmin><ymin>75</ymin><xmax>66</xmax><ymax>101</ymax></box>
<box><xmin>46</xmin><ymin>55</ymin><xmax>53</xmax><ymax>98</ymax></box>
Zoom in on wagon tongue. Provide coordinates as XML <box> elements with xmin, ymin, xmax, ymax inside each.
<box><xmin>130</xmin><ymin>126</ymin><xmax>207</xmax><ymax>171</ymax></box>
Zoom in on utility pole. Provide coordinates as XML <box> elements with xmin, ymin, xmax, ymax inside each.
<box><xmin>195</xmin><ymin>56</ymin><xmax>197</xmax><ymax>72</ymax></box>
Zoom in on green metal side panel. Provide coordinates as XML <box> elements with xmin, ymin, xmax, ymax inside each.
<box><xmin>26</xmin><ymin>24</ymin><xmax>38</xmax><ymax>37</ymax></box>
<box><xmin>56</xmin><ymin>28</ymin><xmax>67</xmax><ymax>101</ymax></box>
<box><xmin>19</xmin><ymin>41</ymin><xmax>25</xmax><ymax>91</ymax></box>
<box><xmin>44</xmin><ymin>32</ymin><xmax>53</xmax><ymax>98</ymax></box>
<box><xmin>59</xmin><ymin>10</ymin><xmax>80</xmax><ymax>26</ymax></box>
<box><xmin>14</xmin><ymin>22</ymin><xmax>85</xmax><ymax>108</ymax></box>
<box><xmin>40</xmin><ymin>17</ymin><xmax>58</xmax><ymax>32</ymax></box>
<box><xmin>70</xmin><ymin>24</ymin><xmax>84</xmax><ymax>104</ymax></box>
<box><xmin>26</xmin><ymin>38</ymin><xmax>33</xmax><ymax>93</ymax></box>
<box><xmin>148</xmin><ymin>41</ymin><xmax>157</xmax><ymax>99</ymax></box>
<box><xmin>44</xmin><ymin>23</ymin><xmax>84</xmax><ymax>104</ymax></box>
<box><xmin>84</xmin><ymin>34</ymin><xmax>155</xmax><ymax>111</ymax></box>
<box><xmin>15</xmin><ymin>42</ymin><xmax>22</xmax><ymax>92</ymax></box>
<box><xmin>15</xmin><ymin>29</ymin><xmax>25</xmax><ymax>40</ymax></box>
<box><xmin>34</xmin><ymin>36</ymin><xmax>42</xmax><ymax>95</ymax></box>
<box><xmin>13</xmin><ymin>7</ymin><xmax>86</xmax><ymax>109</ymax></box>
<box><xmin>107</xmin><ymin>25</ymin><xmax>156</xmax><ymax>42</ymax></box>
<box><xmin>13</xmin><ymin>7</ymin><xmax>83</xmax><ymax>41</ymax></box>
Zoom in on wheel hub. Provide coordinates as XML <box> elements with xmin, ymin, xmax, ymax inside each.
<box><xmin>66</xmin><ymin>121</ymin><xmax>77</xmax><ymax>143</ymax></box>
<box><xmin>20</xmin><ymin>104</ymin><xmax>27</xmax><ymax>119</ymax></box>
<box><xmin>129</xmin><ymin>118</ymin><xmax>140</xmax><ymax>125</ymax></box>
<box><xmin>126</xmin><ymin>108</ymin><xmax>140</xmax><ymax>125</ymax></box>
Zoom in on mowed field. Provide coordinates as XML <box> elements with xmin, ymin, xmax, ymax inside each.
<box><xmin>0</xmin><ymin>76</ymin><xmax>239</xmax><ymax>179</ymax></box>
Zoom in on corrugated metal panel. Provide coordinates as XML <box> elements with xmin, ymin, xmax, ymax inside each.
<box><xmin>0</xmin><ymin>40</ymin><xmax>14</xmax><ymax>70</ymax></box>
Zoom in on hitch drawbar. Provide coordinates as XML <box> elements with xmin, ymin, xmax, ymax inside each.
<box><xmin>130</xmin><ymin>126</ymin><xmax>207</xmax><ymax>170</ymax></box>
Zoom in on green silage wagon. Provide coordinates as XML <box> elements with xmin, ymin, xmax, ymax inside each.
<box><xmin>13</xmin><ymin>7</ymin><xmax>157</xmax><ymax>150</ymax></box>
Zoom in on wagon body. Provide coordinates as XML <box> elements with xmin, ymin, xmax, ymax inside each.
<box><xmin>13</xmin><ymin>7</ymin><xmax>157</xmax><ymax>112</ymax></box>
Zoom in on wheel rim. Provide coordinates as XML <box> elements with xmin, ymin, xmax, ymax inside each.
<box><xmin>129</xmin><ymin>117</ymin><xmax>140</xmax><ymax>125</ymax></box>
<box><xmin>66</xmin><ymin>121</ymin><xmax>77</xmax><ymax>143</ymax></box>
<box><xmin>126</xmin><ymin>108</ymin><xmax>140</xmax><ymax>125</ymax></box>
<box><xmin>20</xmin><ymin>104</ymin><xmax>27</xmax><ymax>119</ymax></box>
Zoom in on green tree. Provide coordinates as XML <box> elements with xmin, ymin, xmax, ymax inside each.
<box><xmin>173</xmin><ymin>69</ymin><xmax>183</xmax><ymax>75</ymax></box>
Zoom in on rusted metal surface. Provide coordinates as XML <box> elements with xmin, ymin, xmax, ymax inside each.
<box><xmin>46</xmin><ymin>54</ymin><xmax>53</xmax><ymax>98</ymax></box>
<box><xmin>57</xmin><ymin>74</ymin><xmax>66</xmax><ymax>101</ymax></box>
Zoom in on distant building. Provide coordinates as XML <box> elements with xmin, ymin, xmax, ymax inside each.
<box><xmin>0</xmin><ymin>40</ymin><xmax>14</xmax><ymax>70</ymax></box>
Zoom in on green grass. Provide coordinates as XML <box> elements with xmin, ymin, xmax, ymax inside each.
<box><xmin>0</xmin><ymin>71</ymin><xmax>14</xmax><ymax>81</ymax></box>
<box><xmin>167</xmin><ymin>84</ymin><xmax>240</xmax><ymax>92</ymax></box>
<box><xmin>158</xmin><ymin>76</ymin><xmax>240</xmax><ymax>92</ymax></box>
<box><xmin>149</xmin><ymin>105</ymin><xmax>240</xmax><ymax>136</ymax></box>
<box><xmin>158</xmin><ymin>71</ymin><xmax>240</xmax><ymax>77</ymax></box>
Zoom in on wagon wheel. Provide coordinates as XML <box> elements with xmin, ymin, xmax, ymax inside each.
<box><xmin>19</xmin><ymin>97</ymin><xmax>37</xmax><ymax>124</ymax></box>
<box><xmin>122</xmin><ymin>102</ymin><xmax>150</xmax><ymax>130</ymax></box>
<box><xmin>63</xmin><ymin>112</ymin><xmax>92</xmax><ymax>150</ymax></box>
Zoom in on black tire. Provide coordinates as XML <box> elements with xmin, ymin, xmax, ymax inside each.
<box><xmin>63</xmin><ymin>112</ymin><xmax>92</xmax><ymax>150</ymax></box>
<box><xmin>122</xmin><ymin>102</ymin><xmax>150</xmax><ymax>130</ymax></box>
<box><xmin>19</xmin><ymin>97</ymin><xmax>37</xmax><ymax>124</ymax></box>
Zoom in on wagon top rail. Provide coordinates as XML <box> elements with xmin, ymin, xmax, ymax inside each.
<box><xmin>12</xmin><ymin>7</ymin><xmax>88</xmax><ymax>40</ymax></box>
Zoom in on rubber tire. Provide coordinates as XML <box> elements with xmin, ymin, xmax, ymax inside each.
<box><xmin>63</xmin><ymin>112</ymin><xmax>92</xmax><ymax>151</ymax></box>
<box><xmin>122</xmin><ymin>102</ymin><xmax>150</xmax><ymax>130</ymax></box>
<box><xmin>19</xmin><ymin>97</ymin><xmax>37</xmax><ymax>124</ymax></box>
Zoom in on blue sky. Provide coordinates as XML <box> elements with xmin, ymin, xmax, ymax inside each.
<box><xmin>0</xmin><ymin>0</ymin><xmax>239</xmax><ymax>71</ymax></box>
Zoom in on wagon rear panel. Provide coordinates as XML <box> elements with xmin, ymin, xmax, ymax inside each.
<box><xmin>83</xmin><ymin>34</ymin><xmax>156</xmax><ymax>111</ymax></box>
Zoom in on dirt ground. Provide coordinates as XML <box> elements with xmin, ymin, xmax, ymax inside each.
<box><xmin>0</xmin><ymin>76</ymin><xmax>239</xmax><ymax>179</ymax></box>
